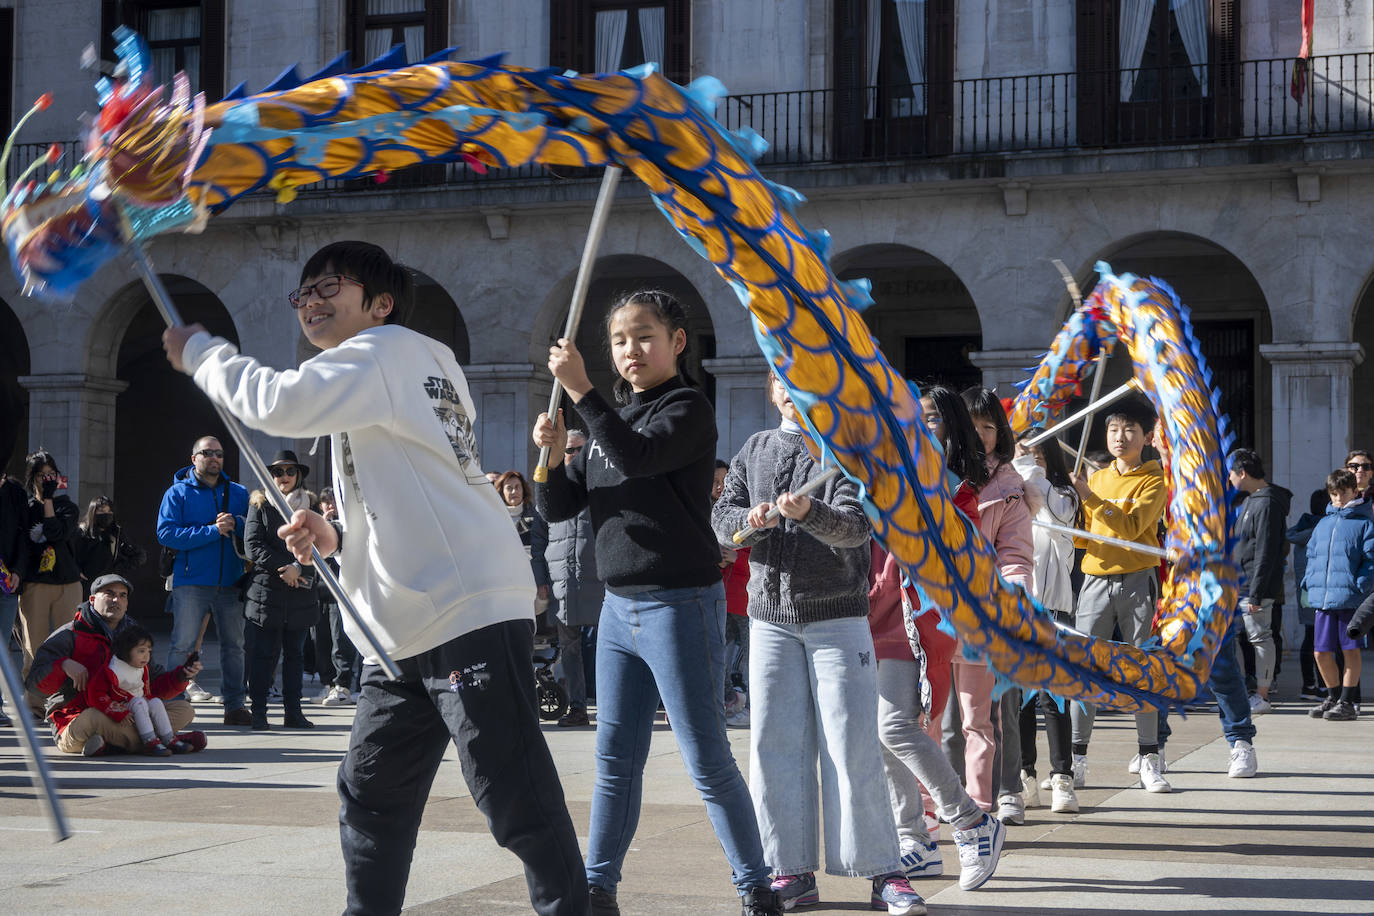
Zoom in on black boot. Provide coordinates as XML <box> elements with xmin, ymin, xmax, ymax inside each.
<box><xmin>588</xmin><ymin>885</ymin><xmax>619</xmax><ymax>916</ymax></box>
<box><xmin>741</xmin><ymin>886</ymin><xmax>782</xmax><ymax>916</ymax></box>
<box><xmin>251</xmin><ymin>705</ymin><xmax>270</xmax><ymax>731</ymax></box>
<box><xmin>283</xmin><ymin>708</ymin><xmax>315</xmax><ymax>729</ymax></box>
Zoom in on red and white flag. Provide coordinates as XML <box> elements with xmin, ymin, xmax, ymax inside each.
<box><xmin>1290</xmin><ymin>0</ymin><xmax>1315</xmax><ymax>102</ymax></box>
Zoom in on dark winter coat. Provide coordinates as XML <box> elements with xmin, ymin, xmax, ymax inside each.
<box><xmin>0</xmin><ymin>477</ymin><xmax>29</xmax><ymax>592</ymax></box>
<box><xmin>1232</xmin><ymin>484</ymin><xmax>1292</xmax><ymax>603</ymax></box>
<box><xmin>545</xmin><ymin>509</ymin><xmax>603</xmax><ymax>627</ymax></box>
<box><xmin>244</xmin><ymin>493</ymin><xmax>319</xmax><ymax>630</ymax></box>
<box><xmin>24</xmin><ymin>493</ymin><xmax>82</xmax><ymax>585</ymax></box>
<box><xmin>1301</xmin><ymin>498</ymin><xmax>1374</xmax><ymax>611</ymax></box>
<box><xmin>75</xmin><ymin>523</ymin><xmax>147</xmax><ymax>587</ymax></box>
<box><xmin>511</xmin><ymin>505</ymin><xmax>552</xmax><ymax>588</ymax></box>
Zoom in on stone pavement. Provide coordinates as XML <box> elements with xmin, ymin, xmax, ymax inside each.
<box><xmin>0</xmin><ymin>648</ymin><xmax>1371</xmax><ymax>915</ymax></box>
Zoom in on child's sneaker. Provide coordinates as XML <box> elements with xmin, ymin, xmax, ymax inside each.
<box><xmin>769</xmin><ymin>872</ymin><xmax>819</xmax><ymax>910</ymax></box>
<box><xmin>186</xmin><ymin>681</ymin><xmax>218</xmax><ymax>703</ymax></box>
<box><xmin>1308</xmin><ymin>696</ymin><xmax>1338</xmax><ymax>718</ymax></box>
<box><xmin>899</xmin><ymin>838</ymin><xmax>943</xmax><ymax>879</ymax></box>
<box><xmin>322</xmin><ymin>685</ymin><xmax>353</xmax><ymax>706</ymax></box>
<box><xmin>1071</xmin><ymin>753</ymin><xmax>1088</xmax><ymax>788</ymax></box>
<box><xmin>167</xmin><ymin>738</ymin><xmax>195</xmax><ymax>754</ymax></box>
<box><xmin>1138</xmin><ymin>753</ymin><xmax>1172</xmax><ymax>792</ymax></box>
<box><xmin>1128</xmin><ymin>748</ymin><xmax>1167</xmax><ymax>774</ymax></box>
<box><xmin>1020</xmin><ymin>769</ymin><xmax>1042</xmax><ymax>808</ymax></box>
<box><xmin>1049</xmin><ymin>773</ymin><xmax>1079</xmax><ymax>812</ymax></box>
<box><xmin>953</xmin><ymin>813</ymin><xmax>1004</xmax><ymax>890</ymax></box>
<box><xmin>1227</xmin><ymin>739</ymin><xmax>1257</xmax><ymax>777</ymax></box>
<box><xmin>870</xmin><ymin>874</ymin><xmax>925</xmax><ymax>915</ymax></box>
<box><xmin>1248</xmin><ymin>694</ymin><xmax>1272</xmax><ymax>715</ymax></box>
<box><xmin>174</xmin><ymin>730</ymin><xmax>208</xmax><ymax>752</ymax></box>
<box><xmin>1324</xmin><ymin>699</ymin><xmax>1358</xmax><ymax>721</ymax></box>
<box><xmin>995</xmin><ymin>792</ymin><xmax>1024</xmax><ymax>825</ymax></box>
<box><xmin>143</xmin><ymin>738</ymin><xmax>172</xmax><ymax>757</ymax></box>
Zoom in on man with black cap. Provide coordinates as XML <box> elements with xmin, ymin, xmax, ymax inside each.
<box><xmin>25</xmin><ymin>574</ymin><xmax>206</xmax><ymax>755</ymax></box>
<box><xmin>156</xmin><ymin>435</ymin><xmax>251</xmax><ymax>725</ymax></box>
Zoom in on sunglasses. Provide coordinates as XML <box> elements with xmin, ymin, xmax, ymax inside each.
<box><xmin>196</xmin><ymin>449</ymin><xmax>224</xmax><ymax>459</ymax></box>
<box><xmin>564</xmin><ymin>446</ymin><xmax>583</xmax><ymax>455</ymax></box>
<box><xmin>269</xmin><ymin>466</ymin><xmax>299</xmax><ymax>478</ymax></box>
<box><xmin>287</xmin><ymin>274</ymin><xmax>363</xmax><ymax>308</ymax></box>
<box><xmin>1348</xmin><ymin>463</ymin><xmax>1373</xmax><ymax>472</ymax></box>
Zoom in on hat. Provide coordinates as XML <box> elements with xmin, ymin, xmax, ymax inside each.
<box><xmin>268</xmin><ymin>449</ymin><xmax>309</xmax><ymax>480</ymax></box>
<box><xmin>90</xmin><ymin>573</ymin><xmax>132</xmax><ymax>595</ymax></box>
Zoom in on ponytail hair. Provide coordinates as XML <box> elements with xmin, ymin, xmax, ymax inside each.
<box><xmin>924</xmin><ymin>385</ymin><xmax>990</xmax><ymax>490</ymax></box>
<box><xmin>604</xmin><ymin>288</ymin><xmax>697</xmax><ymax>404</ymax></box>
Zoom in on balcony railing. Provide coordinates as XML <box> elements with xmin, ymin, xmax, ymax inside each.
<box><xmin>9</xmin><ymin>52</ymin><xmax>1371</xmax><ymax>196</ymax></box>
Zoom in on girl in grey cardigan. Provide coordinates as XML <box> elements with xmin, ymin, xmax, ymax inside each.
<box><xmin>711</xmin><ymin>374</ymin><xmax>922</xmax><ymax>915</ymax></box>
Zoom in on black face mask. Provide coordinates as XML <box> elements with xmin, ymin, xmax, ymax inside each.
<box><xmin>93</xmin><ymin>515</ymin><xmax>114</xmax><ymax>531</ymax></box>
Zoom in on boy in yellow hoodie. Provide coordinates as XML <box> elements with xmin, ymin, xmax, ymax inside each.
<box><xmin>1068</xmin><ymin>394</ymin><xmax>1171</xmax><ymax>793</ymax></box>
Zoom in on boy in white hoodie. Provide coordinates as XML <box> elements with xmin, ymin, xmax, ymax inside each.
<box><xmin>163</xmin><ymin>241</ymin><xmax>588</xmax><ymax>916</ymax></box>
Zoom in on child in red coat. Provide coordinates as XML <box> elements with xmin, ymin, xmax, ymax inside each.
<box><xmin>88</xmin><ymin>625</ymin><xmax>195</xmax><ymax>755</ymax></box>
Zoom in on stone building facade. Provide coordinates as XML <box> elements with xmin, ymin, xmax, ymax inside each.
<box><xmin>1</xmin><ymin>1</ymin><xmax>1372</xmax><ymax>601</ymax></box>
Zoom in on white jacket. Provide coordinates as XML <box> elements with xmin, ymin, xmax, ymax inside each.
<box><xmin>183</xmin><ymin>325</ymin><xmax>535</xmax><ymax>663</ymax></box>
<box><xmin>1013</xmin><ymin>455</ymin><xmax>1078</xmax><ymax>614</ymax></box>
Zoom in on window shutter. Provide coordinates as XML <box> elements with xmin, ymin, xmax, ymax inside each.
<box><xmin>549</xmin><ymin>1</ymin><xmax>590</xmax><ymax>72</ymax></box>
<box><xmin>425</xmin><ymin>0</ymin><xmax>449</xmax><ymax>56</ymax></box>
<box><xmin>1075</xmin><ymin>0</ymin><xmax>1115</xmax><ymax>146</ymax></box>
<box><xmin>832</xmin><ymin>0</ymin><xmax>864</xmax><ymax>159</ymax></box>
<box><xmin>0</xmin><ymin>9</ymin><xmax>11</xmax><ymax>132</ymax></box>
<box><xmin>100</xmin><ymin>1</ymin><xmax>137</xmax><ymax>61</ymax></box>
<box><xmin>665</xmin><ymin>0</ymin><xmax>690</xmax><ymax>83</ymax></box>
<box><xmin>1212</xmin><ymin>0</ymin><xmax>1240</xmax><ymax>138</ymax></box>
<box><xmin>346</xmin><ymin>0</ymin><xmax>367</xmax><ymax>67</ymax></box>
<box><xmin>926</xmin><ymin>0</ymin><xmax>955</xmax><ymax>154</ymax></box>
<box><xmin>200</xmin><ymin>0</ymin><xmax>226</xmax><ymax>101</ymax></box>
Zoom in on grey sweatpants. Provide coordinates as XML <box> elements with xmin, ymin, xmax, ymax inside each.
<box><xmin>1070</xmin><ymin>570</ymin><xmax>1160</xmax><ymax>748</ymax></box>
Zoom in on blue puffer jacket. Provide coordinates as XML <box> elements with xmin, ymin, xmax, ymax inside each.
<box><xmin>155</xmin><ymin>467</ymin><xmax>250</xmax><ymax>588</ymax></box>
<box><xmin>1302</xmin><ymin>498</ymin><xmax>1374</xmax><ymax>611</ymax></box>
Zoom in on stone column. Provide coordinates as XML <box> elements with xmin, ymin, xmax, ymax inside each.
<box><xmin>1260</xmin><ymin>342</ymin><xmax>1364</xmax><ymax>502</ymax></box>
<box><xmin>967</xmin><ymin>348</ymin><xmax>1045</xmax><ymax>398</ymax></box>
<box><xmin>462</xmin><ymin>363</ymin><xmax>551</xmax><ymax>475</ymax></box>
<box><xmin>18</xmin><ymin>373</ymin><xmax>128</xmax><ymax>507</ymax></box>
<box><xmin>703</xmin><ymin>356</ymin><xmax>771</xmax><ymax>460</ymax></box>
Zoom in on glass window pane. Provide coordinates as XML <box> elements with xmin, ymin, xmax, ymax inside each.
<box><xmin>147</xmin><ymin>6</ymin><xmax>200</xmax><ymax>41</ymax></box>
<box><xmin>367</xmin><ymin>0</ymin><xmax>425</xmax><ymax>13</ymax></box>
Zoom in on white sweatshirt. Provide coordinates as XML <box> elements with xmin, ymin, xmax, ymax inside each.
<box><xmin>183</xmin><ymin>325</ymin><xmax>535</xmax><ymax>663</ymax></box>
<box><xmin>1012</xmin><ymin>454</ymin><xmax>1079</xmax><ymax>615</ymax></box>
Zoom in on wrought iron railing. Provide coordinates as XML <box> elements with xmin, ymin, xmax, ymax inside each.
<box><xmin>9</xmin><ymin>52</ymin><xmax>1371</xmax><ymax>194</ymax></box>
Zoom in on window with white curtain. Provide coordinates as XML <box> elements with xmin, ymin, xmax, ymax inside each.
<box><xmin>592</xmin><ymin>3</ymin><xmax>666</xmax><ymax>72</ymax></box>
<box><xmin>363</xmin><ymin>0</ymin><xmax>428</xmax><ymax>62</ymax></box>
<box><xmin>145</xmin><ymin>5</ymin><xmax>202</xmax><ymax>96</ymax></box>
<box><xmin>1120</xmin><ymin>0</ymin><xmax>1207</xmax><ymax>103</ymax></box>
<box><xmin>864</xmin><ymin>0</ymin><xmax>927</xmax><ymax>118</ymax></box>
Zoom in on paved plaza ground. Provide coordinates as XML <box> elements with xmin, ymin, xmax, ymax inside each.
<box><xmin>1</xmin><ymin>640</ymin><xmax>1371</xmax><ymax>915</ymax></box>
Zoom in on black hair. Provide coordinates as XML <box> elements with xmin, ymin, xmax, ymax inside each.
<box><xmin>318</xmin><ymin>486</ymin><xmax>335</xmax><ymax>503</ymax></box>
<box><xmin>922</xmin><ymin>385</ymin><xmax>990</xmax><ymax>490</ymax></box>
<box><xmin>715</xmin><ymin>459</ymin><xmax>729</xmax><ymax>470</ymax></box>
<box><xmin>961</xmin><ymin>385</ymin><xmax>1015</xmax><ymax>466</ymax></box>
<box><xmin>1103</xmin><ymin>392</ymin><xmax>1157</xmax><ymax>435</ymax></box>
<box><xmin>1228</xmin><ymin>448</ymin><xmax>1266</xmax><ymax>480</ymax></box>
<box><xmin>112</xmin><ymin>624</ymin><xmax>155</xmax><ymax>664</ymax></box>
<box><xmin>1310</xmin><ymin>488</ymin><xmax>1330</xmax><ymax>515</ymax></box>
<box><xmin>82</xmin><ymin>495</ymin><xmax>116</xmax><ymax>533</ymax></box>
<box><xmin>24</xmin><ymin>449</ymin><xmax>60</xmax><ymax>499</ymax></box>
<box><xmin>301</xmin><ymin>241</ymin><xmax>414</xmax><ymax>326</ymax></box>
<box><xmin>1345</xmin><ymin>448</ymin><xmax>1371</xmax><ymax>465</ymax></box>
<box><xmin>1020</xmin><ymin>431</ymin><xmax>1073</xmax><ymax>492</ymax></box>
<box><xmin>1327</xmin><ymin>468</ymin><xmax>1357</xmax><ymax>494</ymax></box>
<box><xmin>604</xmin><ymin>289</ymin><xmax>696</xmax><ymax>405</ymax></box>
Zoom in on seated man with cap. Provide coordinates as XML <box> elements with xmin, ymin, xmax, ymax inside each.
<box><xmin>25</xmin><ymin>574</ymin><xmax>206</xmax><ymax>756</ymax></box>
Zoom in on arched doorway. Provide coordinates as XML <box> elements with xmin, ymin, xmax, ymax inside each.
<box><xmin>833</xmin><ymin>244</ymin><xmax>982</xmax><ymax>389</ymax></box>
<box><xmin>107</xmin><ymin>277</ymin><xmax>240</xmax><ymax>603</ymax></box>
<box><xmin>0</xmin><ymin>298</ymin><xmax>29</xmax><ymax>476</ymax></box>
<box><xmin>1353</xmin><ymin>276</ymin><xmax>1374</xmax><ymax>450</ymax></box>
<box><xmin>1084</xmin><ymin>235</ymin><xmax>1272</xmax><ymax>458</ymax></box>
<box><xmin>538</xmin><ymin>255</ymin><xmax>717</xmax><ymax>422</ymax></box>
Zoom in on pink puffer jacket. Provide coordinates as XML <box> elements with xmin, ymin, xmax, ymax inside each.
<box><xmin>974</xmin><ymin>459</ymin><xmax>1034</xmax><ymax>590</ymax></box>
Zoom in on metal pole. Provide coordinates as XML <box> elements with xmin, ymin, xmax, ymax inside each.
<box><xmin>0</xmin><ymin>644</ymin><xmax>71</xmax><ymax>841</ymax></box>
<box><xmin>1073</xmin><ymin>353</ymin><xmax>1108</xmax><ymax>476</ymax></box>
<box><xmin>1023</xmin><ymin>380</ymin><xmax>1139</xmax><ymax>448</ymax></box>
<box><xmin>1032</xmin><ymin>518</ymin><xmax>1171</xmax><ymax>560</ymax></box>
<box><xmin>126</xmin><ymin>245</ymin><xmax>402</xmax><ymax>681</ymax></box>
<box><xmin>732</xmin><ymin>466</ymin><xmax>842</xmax><ymax>545</ymax></box>
<box><xmin>533</xmin><ymin>166</ymin><xmax>624</xmax><ymax>483</ymax></box>
<box><xmin>1057</xmin><ymin>437</ymin><xmax>1102</xmax><ymax>470</ymax></box>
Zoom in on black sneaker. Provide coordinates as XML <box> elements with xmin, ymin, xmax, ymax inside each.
<box><xmin>588</xmin><ymin>885</ymin><xmax>619</xmax><ymax>916</ymax></box>
<box><xmin>1308</xmin><ymin>696</ymin><xmax>1337</xmax><ymax>718</ymax></box>
<box><xmin>1324</xmin><ymin>700</ymin><xmax>1358</xmax><ymax>721</ymax></box>
<box><xmin>558</xmin><ymin>706</ymin><xmax>590</xmax><ymax>728</ymax></box>
<box><xmin>740</xmin><ymin>886</ymin><xmax>783</xmax><ymax>916</ymax></box>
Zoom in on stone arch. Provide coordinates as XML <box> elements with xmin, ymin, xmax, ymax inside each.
<box><xmin>0</xmin><ymin>296</ymin><xmax>29</xmax><ymax>476</ymax></box>
<box><xmin>831</xmin><ymin>243</ymin><xmax>983</xmax><ymax>389</ymax></box>
<box><xmin>1075</xmin><ymin>232</ymin><xmax>1273</xmax><ymax>457</ymax></box>
<box><xmin>1350</xmin><ymin>270</ymin><xmax>1374</xmax><ymax>448</ymax></box>
<box><xmin>93</xmin><ymin>276</ymin><xmax>241</xmax><ymax>601</ymax></box>
<box><xmin>530</xmin><ymin>254</ymin><xmax>717</xmax><ymax>410</ymax></box>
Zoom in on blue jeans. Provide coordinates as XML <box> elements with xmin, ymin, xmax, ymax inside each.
<box><xmin>167</xmin><ymin>585</ymin><xmax>247</xmax><ymax>710</ymax></box>
<box><xmin>0</xmin><ymin>592</ymin><xmax>17</xmax><ymax>712</ymax></box>
<box><xmin>1160</xmin><ymin>621</ymin><xmax>1255</xmax><ymax>748</ymax></box>
<box><xmin>750</xmin><ymin>616</ymin><xmax>901</xmax><ymax>877</ymax></box>
<box><xmin>586</xmin><ymin>583</ymin><xmax>768</xmax><ymax>893</ymax></box>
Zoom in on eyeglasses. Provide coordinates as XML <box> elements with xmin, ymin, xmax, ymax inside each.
<box><xmin>269</xmin><ymin>466</ymin><xmax>299</xmax><ymax>478</ymax></box>
<box><xmin>196</xmin><ymin>449</ymin><xmax>224</xmax><ymax>459</ymax></box>
<box><xmin>564</xmin><ymin>446</ymin><xmax>583</xmax><ymax>455</ymax></box>
<box><xmin>1348</xmin><ymin>463</ymin><xmax>1373</xmax><ymax>472</ymax></box>
<box><xmin>287</xmin><ymin>274</ymin><xmax>363</xmax><ymax>308</ymax></box>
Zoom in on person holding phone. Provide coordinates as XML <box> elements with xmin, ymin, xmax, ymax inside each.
<box><xmin>18</xmin><ymin>449</ymin><xmax>82</xmax><ymax>717</ymax></box>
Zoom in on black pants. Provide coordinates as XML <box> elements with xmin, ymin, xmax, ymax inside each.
<box><xmin>249</xmin><ymin>620</ymin><xmax>307</xmax><ymax>717</ymax></box>
<box><xmin>338</xmin><ymin>619</ymin><xmax>588</xmax><ymax>916</ymax></box>
<box><xmin>1018</xmin><ymin>690</ymin><xmax>1073</xmax><ymax>777</ymax></box>
<box><xmin>328</xmin><ymin>602</ymin><xmax>360</xmax><ymax>691</ymax></box>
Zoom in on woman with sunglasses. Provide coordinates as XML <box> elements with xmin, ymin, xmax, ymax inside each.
<box><xmin>243</xmin><ymin>450</ymin><xmax>319</xmax><ymax>730</ymax></box>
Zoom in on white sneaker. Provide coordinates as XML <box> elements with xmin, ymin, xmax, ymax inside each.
<box><xmin>899</xmin><ymin>838</ymin><xmax>943</xmax><ymax>879</ymax></box>
<box><xmin>1227</xmin><ymin>739</ymin><xmax>1258</xmax><ymax>778</ymax></box>
<box><xmin>314</xmin><ymin>686</ymin><xmax>333</xmax><ymax>704</ymax></box>
<box><xmin>186</xmin><ymin>682</ymin><xmax>219</xmax><ymax>703</ymax></box>
<box><xmin>1071</xmin><ymin>753</ymin><xmax>1088</xmax><ymax>788</ymax></box>
<box><xmin>953</xmin><ymin>813</ymin><xmax>1004</xmax><ymax>890</ymax></box>
<box><xmin>1128</xmin><ymin>749</ymin><xmax>1168</xmax><ymax>774</ymax></box>
<box><xmin>1049</xmin><ymin>773</ymin><xmax>1079</xmax><ymax>813</ymax></box>
<box><xmin>995</xmin><ymin>792</ymin><xmax>1024</xmax><ymax>826</ymax></box>
<box><xmin>725</xmin><ymin>707</ymin><xmax>750</xmax><ymax>729</ymax></box>
<box><xmin>322</xmin><ymin>685</ymin><xmax>353</xmax><ymax>706</ymax></box>
<box><xmin>1138</xmin><ymin>753</ymin><xmax>1172</xmax><ymax>793</ymax></box>
<box><xmin>1020</xmin><ymin>769</ymin><xmax>1042</xmax><ymax>808</ymax></box>
<box><xmin>1248</xmin><ymin>694</ymin><xmax>1272</xmax><ymax>716</ymax></box>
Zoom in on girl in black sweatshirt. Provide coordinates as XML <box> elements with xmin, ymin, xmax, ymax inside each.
<box><xmin>535</xmin><ymin>290</ymin><xmax>779</xmax><ymax>916</ymax></box>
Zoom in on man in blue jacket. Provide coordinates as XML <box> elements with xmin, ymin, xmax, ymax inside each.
<box><xmin>156</xmin><ymin>436</ymin><xmax>251</xmax><ymax>725</ymax></box>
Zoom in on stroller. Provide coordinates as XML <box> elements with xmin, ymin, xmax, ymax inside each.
<box><xmin>532</xmin><ymin>632</ymin><xmax>569</xmax><ymax>722</ymax></box>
